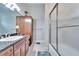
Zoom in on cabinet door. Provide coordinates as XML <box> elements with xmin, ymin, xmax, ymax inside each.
<box><xmin>20</xmin><ymin>43</ymin><xmax>26</xmax><ymax>56</ymax></box>
<box><xmin>14</xmin><ymin>48</ymin><xmax>21</xmax><ymax>56</ymax></box>
<box><xmin>14</xmin><ymin>40</ymin><xmax>22</xmax><ymax>56</ymax></box>
<box><xmin>26</xmin><ymin>40</ymin><xmax>29</xmax><ymax>54</ymax></box>
<box><xmin>58</xmin><ymin>3</ymin><xmax>79</xmax><ymax>27</ymax></box>
<box><xmin>0</xmin><ymin>46</ymin><xmax>13</xmax><ymax>56</ymax></box>
<box><xmin>58</xmin><ymin>27</ymin><xmax>79</xmax><ymax>56</ymax></box>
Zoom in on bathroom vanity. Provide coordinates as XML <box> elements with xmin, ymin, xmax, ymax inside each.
<box><xmin>0</xmin><ymin>35</ymin><xmax>30</xmax><ymax>56</ymax></box>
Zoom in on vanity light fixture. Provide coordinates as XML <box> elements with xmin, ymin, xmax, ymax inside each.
<box><xmin>25</xmin><ymin>19</ymin><xmax>31</xmax><ymax>23</ymax></box>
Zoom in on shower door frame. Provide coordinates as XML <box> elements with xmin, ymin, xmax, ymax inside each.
<box><xmin>49</xmin><ymin>3</ymin><xmax>61</xmax><ymax>56</ymax></box>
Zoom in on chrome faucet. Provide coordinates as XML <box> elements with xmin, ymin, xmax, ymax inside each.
<box><xmin>5</xmin><ymin>33</ymin><xmax>8</xmax><ymax>37</ymax></box>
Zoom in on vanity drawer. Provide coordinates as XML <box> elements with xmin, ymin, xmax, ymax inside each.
<box><xmin>0</xmin><ymin>46</ymin><xmax>13</xmax><ymax>56</ymax></box>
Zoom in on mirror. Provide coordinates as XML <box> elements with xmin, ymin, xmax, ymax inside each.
<box><xmin>0</xmin><ymin>3</ymin><xmax>21</xmax><ymax>35</ymax></box>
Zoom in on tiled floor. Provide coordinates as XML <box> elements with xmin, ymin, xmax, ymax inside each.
<box><xmin>27</xmin><ymin>43</ymin><xmax>49</xmax><ymax>56</ymax></box>
<box><xmin>37</xmin><ymin>51</ymin><xmax>51</xmax><ymax>56</ymax></box>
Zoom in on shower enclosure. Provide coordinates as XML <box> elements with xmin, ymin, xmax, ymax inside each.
<box><xmin>49</xmin><ymin>3</ymin><xmax>79</xmax><ymax>56</ymax></box>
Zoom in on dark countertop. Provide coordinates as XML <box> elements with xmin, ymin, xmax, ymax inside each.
<box><xmin>0</xmin><ymin>36</ymin><xmax>25</xmax><ymax>52</ymax></box>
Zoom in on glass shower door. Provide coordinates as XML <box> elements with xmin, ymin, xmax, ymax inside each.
<box><xmin>50</xmin><ymin>5</ymin><xmax>57</xmax><ymax>50</ymax></box>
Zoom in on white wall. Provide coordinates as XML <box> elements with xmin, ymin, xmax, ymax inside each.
<box><xmin>45</xmin><ymin>3</ymin><xmax>56</xmax><ymax>42</ymax></box>
<box><xmin>45</xmin><ymin>3</ymin><xmax>56</xmax><ymax>51</ymax></box>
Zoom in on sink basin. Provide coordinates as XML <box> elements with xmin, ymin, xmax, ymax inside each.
<box><xmin>0</xmin><ymin>36</ymin><xmax>24</xmax><ymax>41</ymax></box>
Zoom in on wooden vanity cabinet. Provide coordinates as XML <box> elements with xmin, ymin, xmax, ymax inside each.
<box><xmin>0</xmin><ymin>46</ymin><xmax>13</xmax><ymax>56</ymax></box>
<box><xmin>0</xmin><ymin>36</ymin><xmax>30</xmax><ymax>56</ymax></box>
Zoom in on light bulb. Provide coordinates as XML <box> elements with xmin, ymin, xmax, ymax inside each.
<box><xmin>16</xmin><ymin>25</ymin><xmax>19</xmax><ymax>29</ymax></box>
